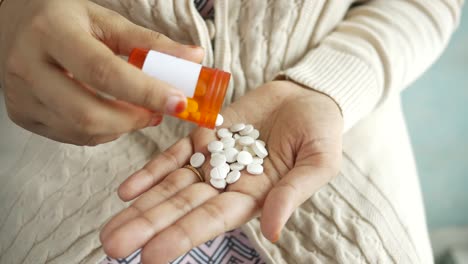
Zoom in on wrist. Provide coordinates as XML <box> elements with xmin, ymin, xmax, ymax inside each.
<box><xmin>270</xmin><ymin>80</ymin><xmax>343</xmax><ymax>116</ymax></box>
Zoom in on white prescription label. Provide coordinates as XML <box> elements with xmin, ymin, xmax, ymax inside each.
<box><xmin>142</xmin><ymin>51</ymin><xmax>202</xmax><ymax>97</ymax></box>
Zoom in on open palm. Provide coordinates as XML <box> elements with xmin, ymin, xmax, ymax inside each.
<box><xmin>100</xmin><ymin>81</ymin><xmax>343</xmax><ymax>263</ymax></box>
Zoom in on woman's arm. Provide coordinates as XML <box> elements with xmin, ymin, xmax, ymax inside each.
<box><xmin>282</xmin><ymin>0</ymin><xmax>463</xmax><ymax>131</ymax></box>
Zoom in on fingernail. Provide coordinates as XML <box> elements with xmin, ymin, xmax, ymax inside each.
<box><xmin>149</xmin><ymin>114</ymin><xmax>163</xmax><ymax>126</ymax></box>
<box><xmin>271</xmin><ymin>233</ymin><xmax>280</xmax><ymax>243</ymax></box>
<box><xmin>165</xmin><ymin>95</ymin><xmax>187</xmax><ymax>114</ymax></box>
<box><xmin>188</xmin><ymin>45</ymin><xmax>202</xmax><ymax>49</ymax></box>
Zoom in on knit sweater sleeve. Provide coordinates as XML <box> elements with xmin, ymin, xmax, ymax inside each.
<box><xmin>281</xmin><ymin>0</ymin><xmax>463</xmax><ymax>131</ymax></box>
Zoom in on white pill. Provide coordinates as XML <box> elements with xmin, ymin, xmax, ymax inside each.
<box><xmin>252</xmin><ymin>141</ymin><xmax>268</xmax><ymax>159</ymax></box>
<box><xmin>247</xmin><ymin>129</ymin><xmax>260</xmax><ymax>140</ymax></box>
<box><xmin>239</xmin><ymin>124</ymin><xmax>254</xmax><ymax>136</ymax></box>
<box><xmin>220</xmin><ymin>162</ymin><xmax>231</xmax><ymax>175</ymax></box>
<box><xmin>207</xmin><ymin>141</ymin><xmax>224</xmax><ymax>153</ymax></box>
<box><xmin>230</xmin><ymin>123</ymin><xmax>245</xmax><ymax>132</ymax></box>
<box><xmin>243</xmin><ymin>146</ymin><xmax>256</xmax><ymax>156</ymax></box>
<box><xmin>217</xmin><ymin>128</ymin><xmax>233</xmax><ymax>139</ymax></box>
<box><xmin>190</xmin><ymin>152</ymin><xmax>205</xmax><ymax>168</ymax></box>
<box><xmin>215</xmin><ymin>114</ymin><xmax>224</xmax><ymax>127</ymax></box>
<box><xmin>237</xmin><ymin>151</ymin><xmax>253</xmax><ymax>165</ymax></box>
<box><xmin>226</xmin><ymin>170</ymin><xmax>241</xmax><ymax>184</ymax></box>
<box><xmin>221</xmin><ymin>137</ymin><xmax>235</xmax><ymax>149</ymax></box>
<box><xmin>230</xmin><ymin>162</ymin><xmax>245</xmax><ymax>171</ymax></box>
<box><xmin>256</xmin><ymin>139</ymin><xmax>266</xmax><ymax>147</ymax></box>
<box><xmin>210</xmin><ymin>178</ymin><xmax>227</xmax><ymax>189</ymax></box>
<box><xmin>210</xmin><ymin>154</ymin><xmax>227</xmax><ymax>167</ymax></box>
<box><xmin>238</xmin><ymin>136</ymin><xmax>255</xmax><ymax>146</ymax></box>
<box><xmin>247</xmin><ymin>163</ymin><xmax>264</xmax><ymax>175</ymax></box>
<box><xmin>252</xmin><ymin>157</ymin><xmax>263</xmax><ymax>165</ymax></box>
<box><xmin>233</xmin><ymin>134</ymin><xmax>241</xmax><ymax>140</ymax></box>
<box><xmin>223</xmin><ymin>147</ymin><xmax>239</xmax><ymax>163</ymax></box>
<box><xmin>210</xmin><ymin>166</ymin><xmax>228</xmax><ymax>179</ymax></box>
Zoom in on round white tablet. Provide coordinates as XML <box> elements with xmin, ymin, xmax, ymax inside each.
<box><xmin>238</xmin><ymin>136</ymin><xmax>255</xmax><ymax>146</ymax></box>
<box><xmin>243</xmin><ymin>146</ymin><xmax>256</xmax><ymax>156</ymax></box>
<box><xmin>221</xmin><ymin>137</ymin><xmax>235</xmax><ymax>149</ymax></box>
<box><xmin>247</xmin><ymin>129</ymin><xmax>260</xmax><ymax>140</ymax></box>
<box><xmin>233</xmin><ymin>134</ymin><xmax>241</xmax><ymax>140</ymax></box>
<box><xmin>215</xmin><ymin>114</ymin><xmax>224</xmax><ymax>127</ymax></box>
<box><xmin>252</xmin><ymin>157</ymin><xmax>263</xmax><ymax>165</ymax></box>
<box><xmin>220</xmin><ymin>162</ymin><xmax>230</xmax><ymax>175</ymax></box>
<box><xmin>237</xmin><ymin>151</ymin><xmax>253</xmax><ymax>165</ymax></box>
<box><xmin>223</xmin><ymin>147</ymin><xmax>239</xmax><ymax>163</ymax></box>
<box><xmin>210</xmin><ymin>166</ymin><xmax>228</xmax><ymax>179</ymax></box>
<box><xmin>210</xmin><ymin>153</ymin><xmax>227</xmax><ymax>167</ymax></box>
<box><xmin>210</xmin><ymin>178</ymin><xmax>227</xmax><ymax>189</ymax></box>
<box><xmin>190</xmin><ymin>152</ymin><xmax>205</xmax><ymax>168</ymax></box>
<box><xmin>230</xmin><ymin>123</ymin><xmax>246</xmax><ymax>133</ymax></box>
<box><xmin>217</xmin><ymin>128</ymin><xmax>233</xmax><ymax>139</ymax></box>
<box><xmin>247</xmin><ymin>163</ymin><xmax>264</xmax><ymax>175</ymax></box>
<box><xmin>230</xmin><ymin>162</ymin><xmax>245</xmax><ymax>171</ymax></box>
<box><xmin>207</xmin><ymin>141</ymin><xmax>224</xmax><ymax>153</ymax></box>
<box><xmin>256</xmin><ymin>140</ymin><xmax>266</xmax><ymax>147</ymax></box>
<box><xmin>226</xmin><ymin>170</ymin><xmax>241</xmax><ymax>184</ymax></box>
<box><xmin>251</xmin><ymin>141</ymin><xmax>268</xmax><ymax>158</ymax></box>
<box><xmin>239</xmin><ymin>124</ymin><xmax>254</xmax><ymax>136</ymax></box>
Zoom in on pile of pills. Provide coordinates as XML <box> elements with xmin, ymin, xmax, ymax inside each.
<box><xmin>189</xmin><ymin>114</ymin><xmax>268</xmax><ymax>189</ymax></box>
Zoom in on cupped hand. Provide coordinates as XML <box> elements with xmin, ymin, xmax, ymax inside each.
<box><xmin>100</xmin><ymin>80</ymin><xmax>343</xmax><ymax>263</ymax></box>
<box><xmin>0</xmin><ymin>0</ymin><xmax>203</xmax><ymax>145</ymax></box>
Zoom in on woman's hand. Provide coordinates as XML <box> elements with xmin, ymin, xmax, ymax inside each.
<box><xmin>100</xmin><ymin>80</ymin><xmax>343</xmax><ymax>263</ymax></box>
<box><xmin>0</xmin><ymin>0</ymin><xmax>203</xmax><ymax>145</ymax></box>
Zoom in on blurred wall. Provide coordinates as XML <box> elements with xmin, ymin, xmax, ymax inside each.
<box><xmin>402</xmin><ymin>5</ymin><xmax>468</xmax><ymax>229</ymax></box>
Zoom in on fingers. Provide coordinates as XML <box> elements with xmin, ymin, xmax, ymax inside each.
<box><xmin>260</xmin><ymin>165</ymin><xmax>335</xmax><ymax>242</ymax></box>
<box><xmin>140</xmin><ymin>192</ymin><xmax>258</xmax><ymax>264</ymax></box>
<box><xmin>89</xmin><ymin>5</ymin><xmax>204</xmax><ymax>63</ymax></box>
<box><xmin>33</xmin><ymin>64</ymin><xmax>162</xmax><ymax>135</ymax></box>
<box><xmin>118</xmin><ymin>137</ymin><xmax>193</xmax><ymax>201</ymax></box>
<box><xmin>46</xmin><ymin>23</ymin><xmax>187</xmax><ymax>114</ymax></box>
<box><xmin>101</xmin><ymin>168</ymin><xmax>201</xmax><ymax>245</ymax></box>
<box><xmin>102</xmin><ymin>182</ymin><xmax>219</xmax><ymax>259</ymax></box>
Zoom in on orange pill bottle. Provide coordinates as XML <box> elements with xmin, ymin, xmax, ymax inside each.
<box><xmin>128</xmin><ymin>48</ymin><xmax>231</xmax><ymax>129</ymax></box>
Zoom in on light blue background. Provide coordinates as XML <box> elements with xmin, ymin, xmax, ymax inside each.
<box><xmin>402</xmin><ymin>5</ymin><xmax>468</xmax><ymax>230</ymax></box>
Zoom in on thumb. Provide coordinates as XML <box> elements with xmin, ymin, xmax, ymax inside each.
<box><xmin>260</xmin><ymin>165</ymin><xmax>336</xmax><ymax>242</ymax></box>
<box><xmin>90</xmin><ymin>5</ymin><xmax>205</xmax><ymax>63</ymax></box>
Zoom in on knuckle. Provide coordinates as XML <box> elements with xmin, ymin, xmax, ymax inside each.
<box><xmin>85</xmin><ymin>56</ymin><xmax>116</xmax><ymax>90</ymax></box>
<box><xmin>147</xmin><ymin>30</ymin><xmax>164</xmax><ymax>42</ymax></box>
<box><xmin>168</xmin><ymin>194</ymin><xmax>193</xmax><ymax>214</ymax></box>
<box><xmin>3</xmin><ymin>86</ymin><xmax>18</xmax><ymax>106</ymax></box>
<box><xmin>173</xmin><ymin>223</ymin><xmax>195</xmax><ymax>250</ymax></box>
<box><xmin>139</xmin><ymin>80</ymin><xmax>158</xmax><ymax>109</ymax></box>
<box><xmin>81</xmin><ymin>135</ymin><xmax>100</xmax><ymax>146</ymax></box>
<box><xmin>202</xmin><ymin>203</ymin><xmax>227</xmax><ymax>231</ymax></box>
<box><xmin>6</xmin><ymin>107</ymin><xmax>20</xmax><ymax>124</ymax></box>
<box><xmin>156</xmin><ymin>177</ymin><xmax>179</xmax><ymax>199</ymax></box>
<box><xmin>160</xmin><ymin>151</ymin><xmax>181</xmax><ymax>170</ymax></box>
<box><xmin>4</xmin><ymin>52</ymin><xmax>33</xmax><ymax>85</ymax></box>
<box><xmin>5</xmin><ymin>52</ymin><xmax>23</xmax><ymax>76</ymax></box>
<box><xmin>75</xmin><ymin>109</ymin><xmax>99</xmax><ymax>135</ymax></box>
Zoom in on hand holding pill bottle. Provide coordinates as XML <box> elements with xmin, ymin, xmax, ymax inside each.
<box><xmin>128</xmin><ymin>48</ymin><xmax>231</xmax><ymax>129</ymax></box>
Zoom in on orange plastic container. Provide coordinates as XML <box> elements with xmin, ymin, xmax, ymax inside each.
<box><xmin>128</xmin><ymin>48</ymin><xmax>231</xmax><ymax>129</ymax></box>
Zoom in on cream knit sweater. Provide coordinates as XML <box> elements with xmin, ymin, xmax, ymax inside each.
<box><xmin>0</xmin><ymin>0</ymin><xmax>463</xmax><ymax>263</ymax></box>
